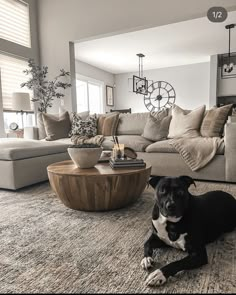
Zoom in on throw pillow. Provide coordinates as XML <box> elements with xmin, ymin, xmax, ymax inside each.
<box><xmin>102</xmin><ymin>113</ymin><xmax>119</xmax><ymax>136</ymax></box>
<box><xmin>142</xmin><ymin>109</ymin><xmax>172</xmax><ymax>141</ymax></box>
<box><xmin>37</xmin><ymin>109</ymin><xmax>88</xmax><ymax>140</ymax></box>
<box><xmin>97</xmin><ymin>113</ymin><xmax>116</xmax><ymax>135</ymax></box>
<box><xmin>168</xmin><ymin>104</ymin><xmax>206</xmax><ymax>138</ymax></box>
<box><xmin>42</xmin><ymin>111</ymin><xmax>71</xmax><ymax>141</ymax></box>
<box><xmin>97</xmin><ymin>116</ymin><xmax>106</xmax><ymax>135</ymax></box>
<box><xmin>200</xmin><ymin>104</ymin><xmax>233</xmax><ymax>137</ymax></box>
<box><xmin>69</xmin><ymin>110</ymin><xmax>89</xmax><ymax>124</ymax></box>
<box><xmin>69</xmin><ymin>113</ymin><xmax>97</xmax><ymax>137</ymax></box>
<box><xmin>37</xmin><ymin>112</ymin><xmax>59</xmax><ymax>140</ymax></box>
<box><xmin>97</xmin><ymin>112</ymin><xmax>119</xmax><ymax>136</ymax></box>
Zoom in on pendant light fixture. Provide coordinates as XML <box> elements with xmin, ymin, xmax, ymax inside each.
<box><xmin>133</xmin><ymin>53</ymin><xmax>148</xmax><ymax>95</ymax></box>
<box><xmin>222</xmin><ymin>24</ymin><xmax>236</xmax><ymax>77</ymax></box>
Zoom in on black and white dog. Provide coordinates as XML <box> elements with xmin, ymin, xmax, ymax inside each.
<box><xmin>141</xmin><ymin>176</ymin><xmax>236</xmax><ymax>287</ymax></box>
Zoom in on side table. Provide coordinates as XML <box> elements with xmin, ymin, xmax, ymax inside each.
<box><xmin>6</xmin><ymin>129</ymin><xmax>24</xmax><ymax>138</ymax></box>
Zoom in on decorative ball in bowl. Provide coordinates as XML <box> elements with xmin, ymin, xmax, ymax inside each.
<box><xmin>68</xmin><ymin>144</ymin><xmax>103</xmax><ymax>169</ymax></box>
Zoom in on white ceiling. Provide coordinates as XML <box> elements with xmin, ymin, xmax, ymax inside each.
<box><xmin>75</xmin><ymin>11</ymin><xmax>236</xmax><ymax>74</ymax></box>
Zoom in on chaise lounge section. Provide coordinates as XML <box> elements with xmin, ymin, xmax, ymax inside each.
<box><xmin>0</xmin><ymin>139</ymin><xmax>70</xmax><ymax>190</ymax></box>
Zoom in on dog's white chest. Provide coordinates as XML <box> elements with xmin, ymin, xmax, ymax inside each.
<box><xmin>152</xmin><ymin>215</ymin><xmax>187</xmax><ymax>251</ymax></box>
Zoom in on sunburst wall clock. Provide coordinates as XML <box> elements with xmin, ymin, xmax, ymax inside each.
<box><xmin>144</xmin><ymin>81</ymin><xmax>176</xmax><ymax>112</ymax></box>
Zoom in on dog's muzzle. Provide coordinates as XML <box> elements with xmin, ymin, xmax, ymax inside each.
<box><xmin>165</xmin><ymin>201</ymin><xmax>177</xmax><ymax>216</ymax></box>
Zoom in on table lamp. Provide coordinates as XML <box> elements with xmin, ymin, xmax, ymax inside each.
<box><xmin>12</xmin><ymin>92</ymin><xmax>31</xmax><ymax>128</ymax></box>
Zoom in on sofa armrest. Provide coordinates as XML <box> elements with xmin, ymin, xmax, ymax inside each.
<box><xmin>24</xmin><ymin>126</ymin><xmax>39</xmax><ymax>140</ymax></box>
<box><xmin>224</xmin><ymin>121</ymin><xmax>236</xmax><ymax>182</ymax></box>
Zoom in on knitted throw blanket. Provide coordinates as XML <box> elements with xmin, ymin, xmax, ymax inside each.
<box><xmin>71</xmin><ymin>135</ymin><xmax>104</xmax><ymax>146</ymax></box>
<box><xmin>169</xmin><ymin>137</ymin><xmax>224</xmax><ymax>171</ymax></box>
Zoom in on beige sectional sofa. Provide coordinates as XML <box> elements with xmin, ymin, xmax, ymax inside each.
<box><xmin>0</xmin><ymin>111</ymin><xmax>235</xmax><ymax>190</ymax></box>
<box><xmin>90</xmin><ymin>112</ymin><xmax>231</xmax><ymax>183</ymax></box>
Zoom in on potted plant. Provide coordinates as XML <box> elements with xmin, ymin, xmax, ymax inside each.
<box><xmin>68</xmin><ymin>144</ymin><xmax>103</xmax><ymax>168</ymax></box>
<box><xmin>21</xmin><ymin>59</ymin><xmax>72</xmax><ymax>113</ymax></box>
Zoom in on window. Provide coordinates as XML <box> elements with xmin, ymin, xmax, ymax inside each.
<box><xmin>88</xmin><ymin>83</ymin><xmax>102</xmax><ymax>114</ymax></box>
<box><xmin>0</xmin><ymin>53</ymin><xmax>34</xmax><ymax>129</ymax></box>
<box><xmin>0</xmin><ymin>0</ymin><xmax>31</xmax><ymax>47</ymax></box>
<box><xmin>76</xmin><ymin>78</ymin><xmax>103</xmax><ymax>114</ymax></box>
<box><xmin>3</xmin><ymin>111</ymin><xmax>34</xmax><ymax>129</ymax></box>
<box><xmin>0</xmin><ymin>53</ymin><xmax>31</xmax><ymax>109</ymax></box>
<box><xmin>76</xmin><ymin>80</ymin><xmax>88</xmax><ymax>112</ymax></box>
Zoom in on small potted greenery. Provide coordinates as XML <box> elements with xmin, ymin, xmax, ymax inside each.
<box><xmin>68</xmin><ymin>144</ymin><xmax>103</xmax><ymax>168</ymax></box>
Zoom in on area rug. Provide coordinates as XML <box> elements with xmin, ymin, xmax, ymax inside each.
<box><xmin>0</xmin><ymin>181</ymin><xmax>235</xmax><ymax>293</ymax></box>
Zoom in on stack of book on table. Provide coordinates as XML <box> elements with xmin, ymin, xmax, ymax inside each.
<box><xmin>109</xmin><ymin>158</ymin><xmax>146</xmax><ymax>169</ymax></box>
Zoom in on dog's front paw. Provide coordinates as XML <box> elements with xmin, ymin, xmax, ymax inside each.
<box><xmin>141</xmin><ymin>257</ymin><xmax>154</xmax><ymax>269</ymax></box>
<box><xmin>145</xmin><ymin>269</ymin><xmax>167</xmax><ymax>287</ymax></box>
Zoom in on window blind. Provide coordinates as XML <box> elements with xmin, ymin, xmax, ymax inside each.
<box><xmin>0</xmin><ymin>0</ymin><xmax>31</xmax><ymax>47</ymax></box>
<box><xmin>0</xmin><ymin>53</ymin><xmax>31</xmax><ymax>110</ymax></box>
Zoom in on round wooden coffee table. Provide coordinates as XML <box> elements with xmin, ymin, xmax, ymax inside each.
<box><xmin>47</xmin><ymin>160</ymin><xmax>151</xmax><ymax>211</ymax></box>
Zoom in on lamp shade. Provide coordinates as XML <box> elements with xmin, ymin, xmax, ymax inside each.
<box><xmin>12</xmin><ymin>92</ymin><xmax>31</xmax><ymax>111</ymax></box>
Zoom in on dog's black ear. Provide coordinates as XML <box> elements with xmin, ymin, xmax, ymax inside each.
<box><xmin>148</xmin><ymin>176</ymin><xmax>163</xmax><ymax>189</ymax></box>
<box><xmin>179</xmin><ymin>176</ymin><xmax>196</xmax><ymax>188</ymax></box>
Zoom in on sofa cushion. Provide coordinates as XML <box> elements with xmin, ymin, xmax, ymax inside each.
<box><xmin>42</xmin><ymin>112</ymin><xmax>71</xmax><ymax>141</ymax></box>
<box><xmin>51</xmin><ymin>138</ymin><xmax>72</xmax><ymax>144</ymax></box>
<box><xmin>146</xmin><ymin>139</ymin><xmax>177</xmax><ymax>153</ymax></box>
<box><xmin>200</xmin><ymin>104</ymin><xmax>233</xmax><ymax>137</ymax></box>
<box><xmin>168</xmin><ymin>104</ymin><xmax>205</xmax><ymax>138</ymax></box>
<box><xmin>142</xmin><ymin>110</ymin><xmax>172</xmax><ymax>141</ymax></box>
<box><xmin>117</xmin><ymin>112</ymin><xmax>149</xmax><ymax>135</ymax></box>
<box><xmin>146</xmin><ymin>139</ymin><xmax>225</xmax><ymax>155</ymax></box>
<box><xmin>0</xmin><ymin>139</ymin><xmax>69</xmax><ymax>161</ymax></box>
<box><xmin>102</xmin><ymin>135</ymin><xmax>152</xmax><ymax>152</ymax></box>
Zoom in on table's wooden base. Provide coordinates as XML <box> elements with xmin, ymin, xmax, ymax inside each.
<box><xmin>48</xmin><ymin>161</ymin><xmax>151</xmax><ymax>211</ymax></box>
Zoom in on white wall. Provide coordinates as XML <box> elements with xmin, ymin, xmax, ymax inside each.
<box><xmin>37</xmin><ymin>0</ymin><xmax>236</xmax><ymax>113</ymax></box>
<box><xmin>75</xmin><ymin>60</ymin><xmax>115</xmax><ymax>113</ymax></box>
<box><xmin>209</xmin><ymin>55</ymin><xmax>218</xmax><ymax>107</ymax></box>
<box><xmin>114</xmin><ymin>62</ymin><xmax>210</xmax><ymax>112</ymax></box>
